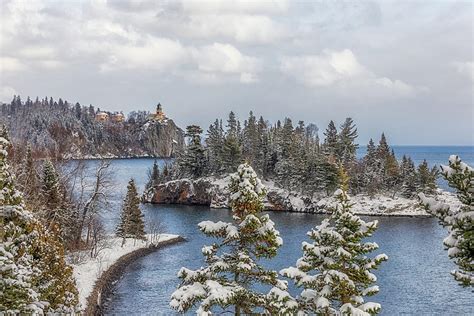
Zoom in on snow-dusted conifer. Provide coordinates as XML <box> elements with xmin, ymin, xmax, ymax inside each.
<box><xmin>416</xmin><ymin>159</ymin><xmax>438</xmax><ymax>195</ymax></box>
<box><xmin>16</xmin><ymin>144</ymin><xmax>39</xmax><ymax>205</ymax></box>
<box><xmin>145</xmin><ymin>160</ymin><xmax>161</xmax><ymax>191</ymax></box>
<box><xmin>0</xmin><ymin>130</ymin><xmax>78</xmax><ymax>313</ymax></box>
<box><xmin>117</xmin><ymin>179</ymin><xmax>146</xmax><ymax>240</ymax></box>
<box><xmin>281</xmin><ymin>182</ymin><xmax>388</xmax><ymax>315</ymax></box>
<box><xmin>419</xmin><ymin>155</ymin><xmax>473</xmax><ymax>287</ymax></box>
<box><xmin>170</xmin><ymin>163</ymin><xmax>291</xmax><ymax>315</ymax></box>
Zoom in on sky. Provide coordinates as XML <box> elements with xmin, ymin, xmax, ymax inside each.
<box><xmin>0</xmin><ymin>0</ymin><xmax>473</xmax><ymax>145</ymax></box>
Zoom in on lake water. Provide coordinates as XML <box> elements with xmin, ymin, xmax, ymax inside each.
<box><xmin>95</xmin><ymin>146</ymin><xmax>473</xmax><ymax>315</ymax></box>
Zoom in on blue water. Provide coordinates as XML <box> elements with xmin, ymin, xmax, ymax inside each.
<box><xmin>90</xmin><ymin>146</ymin><xmax>473</xmax><ymax>315</ymax></box>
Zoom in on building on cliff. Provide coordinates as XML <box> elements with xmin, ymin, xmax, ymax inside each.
<box><xmin>148</xmin><ymin>103</ymin><xmax>166</xmax><ymax>122</ymax></box>
<box><xmin>111</xmin><ymin>112</ymin><xmax>125</xmax><ymax>123</ymax></box>
<box><xmin>95</xmin><ymin>112</ymin><xmax>109</xmax><ymax>122</ymax></box>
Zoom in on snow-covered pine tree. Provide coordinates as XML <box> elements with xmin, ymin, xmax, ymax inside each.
<box><xmin>384</xmin><ymin>150</ymin><xmax>401</xmax><ymax>194</ymax></box>
<box><xmin>145</xmin><ymin>160</ymin><xmax>161</xmax><ymax>191</ymax></box>
<box><xmin>222</xmin><ymin>112</ymin><xmax>242</xmax><ymax>173</ymax></box>
<box><xmin>39</xmin><ymin>159</ymin><xmax>75</xmax><ymax>240</ymax></box>
<box><xmin>0</xmin><ymin>130</ymin><xmax>78</xmax><ymax>313</ymax></box>
<box><xmin>182</xmin><ymin>125</ymin><xmax>207</xmax><ymax>178</ymax></box>
<box><xmin>41</xmin><ymin>159</ymin><xmax>62</xmax><ymax>211</ymax></box>
<box><xmin>419</xmin><ymin>155</ymin><xmax>473</xmax><ymax>287</ymax></box>
<box><xmin>170</xmin><ymin>163</ymin><xmax>290</xmax><ymax>315</ymax></box>
<box><xmin>400</xmin><ymin>156</ymin><xmax>417</xmax><ymax>198</ymax></box>
<box><xmin>416</xmin><ymin>160</ymin><xmax>438</xmax><ymax>194</ymax></box>
<box><xmin>206</xmin><ymin>119</ymin><xmax>225</xmax><ymax>174</ymax></box>
<box><xmin>16</xmin><ymin>144</ymin><xmax>39</xmax><ymax>206</ymax></box>
<box><xmin>281</xmin><ymin>185</ymin><xmax>388</xmax><ymax>315</ymax></box>
<box><xmin>117</xmin><ymin>179</ymin><xmax>146</xmax><ymax>240</ymax></box>
<box><xmin>337</xmin><ymin>117</ymin><xmax>358</xmax><ymax>166</ymax></box>
<box><xmin>323</xmin><ymin>120</ymin><xmax>338</xmax><ymax>159</ymax></box>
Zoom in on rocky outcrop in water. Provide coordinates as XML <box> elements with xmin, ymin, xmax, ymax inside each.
<box><xmin>143</xmin><ymin>176</ymin><xmax>320</xmax><ymax>212</ymax></box>
<box><xmin>142</xmin><ymin>177</ymin><xmax>456</xmax><ymax>217</ymax></box>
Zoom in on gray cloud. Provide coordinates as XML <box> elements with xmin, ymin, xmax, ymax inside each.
<box><xmin>0</xmin><ymin>0</ymin><xmax>472</xmax><ymax>145</ymax></box>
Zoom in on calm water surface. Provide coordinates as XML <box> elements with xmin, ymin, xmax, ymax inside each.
<box><xmin>93</xmin><ymin>146</ymin><xmax>473</xmax><ymax>315</ymax></box>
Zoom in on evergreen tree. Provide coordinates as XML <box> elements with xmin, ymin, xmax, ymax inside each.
<box><xmin>400</xmin><ymin>156</ymin><xmax>417</xmax><ymax>197</ymax></box>
<box><xmin>206</xmin><ymin>119</ymin><xmax>225</xmax><ymax>174</ymax></box>
<box><xmin>179</xmin><ymin>125</ymin><xmax>207</xmax><ymax>178</ymax></box>
<box><xmin>376</xmin><ymin>133</ymin><xmax>390</xmax><ymax>161</ymax></box>
<box><xmin>16</xmin><ymin>144</ymin><xmax>39</xmax><ymax>205</ymax></box>
<box><xmin>145</xmin><ymin>160</ymin><xmax>161</xmax><ymax>190</ymax></box>
<box><xmin>256</xmin><ymin>116</ymin><xmax>270</xmax><ymax>177</ymax></box>
<box><xmin>41</xmin><ymin>160</ymin><xmax>62</xmax><ymax>211</ymax></box>
<box><xmin>416</xmin><ymin>160</ymin><xmax>438</xmax><ymax>194</ymax></box>
<box><xmin>337</xmin><ymin>117</ymin><xmax>358</xmax><ymax>166</ymax></box>
<box><xmin>117</xmin><ymin>179</ymin><xmax>146</xmax><ymax>240</ymax></box>
<box><xmin>170</xmin><ymin>164</ymin><xmax>286</xmax><ymax>314</ymax></box>
<box><xmin>242</xmin><ymin>111</ymin><xmax>259</xmax><ymax>170</ymax></box>
<box><xmin>281</xmin><ymin>187</ymin><xmax>388</xmax><ymax>314</ymax></box>
<box><xmin>323</xmin><ymin>120</ymin><xmax>338</xmax><ymax>158</ymax></box>
<box><xmin>419</xmin><ymin>155</ymin><xmax>473</xmax><ymax>287</ymax></box>
<box><xmin>39</xmin><ymin>160</ymin><xmax>76</xmax><ymax>241</ymax></box>
<box><xmin>363</xmin><ymin>138</ymin><xmax>380</xmax><ymax>195</ymax></box>
<box><xmin>384</xmin><ymin>150</ymin><xmax>400</xmax><ymax>194</ymax></box>
<box><xmin>222</xmin><ymin>113</ymin><xmax>242</xmax><ymax>173</ymax></box>
<box><xmin>0</xmin><ymin>131</ymin><xmax>78</xmax><ymax>313</ymax></box>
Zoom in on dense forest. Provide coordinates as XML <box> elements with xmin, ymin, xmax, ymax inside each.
<box><xmin>0</xmin><ymin>96</ymin><xmax>184</xmax><ymax>159</ymax></box>
<box><xmin>171</xmin><ymin>111</ymin><xmax>438</xmax><ymax>198</ymax></box>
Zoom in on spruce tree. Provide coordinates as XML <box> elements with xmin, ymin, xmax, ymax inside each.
<box><xmin>41</xmin><ymin>160</ymin><xmax>62</xmax><ymax>211</ymax></box>
<box><xmin>323</xmin><ymin>120</ymin><xmax>338</xmax><ymax>159</ymax></box>
<box><xmin>40</xmin><ymin>160</ymin><xmax>74</xmax><ymax>239</ymax></box>
<box><xmin>400</xmin><ymin>156</ymin><xmax>417</xmax><ymax>197</ymax></box>
<box><xmin>363</xmin><ymin>138</ymin><xmax>380</xmax><ymax>195</ymax></box>
<box><xmin>145</xmin><ymin>160</ymin><xmax>161</xmax><ymax>190</ymax></box>
<box><xmin>16</xmin><ymin>144</ymin><xmax>39</xmax><ymax>205</ymax></box>
<box><xmin>0</xmin><ymin>131</ymin><xmax>78</xmax><ymax>313</ymax></box>
<box><xmin>170</xmin><ymin>164</ymin><xmax>287</xmax><ymax>314</ymax></box>
<box><xmin>337</xmin><ymin>117</ymin><xmax>358</xmax><ymax>166</ymax></box>
<box><xmin>206</xmin><ymin>119</ymin><xmax>225</xmax><ymax>174</ymax></box>
<box><xmin>179</xmin><ymin>125</ymin><xmax>207</xmax><ymax>178</ymax></box>
<box><xmin>419</xmin><ymin>155</ymin><xmax>473</xmax><ymax>287</ymax></box>
<box><xmin>117</xmin><ymin>179</ymin><xmax>146</xmax><ymax>240</ymax></box>
<box><xmin>281</xmin><ymin>186</ymin><xmax>388</xmax><ymax>314</ymax></box>
<box><xmin>416</xmin><ymin>160</ymin><xmax>438</xmax><ymax>194</ymax></box>
<box><xmin>384</xmin><ymin>150</ymin><xmax>400</xmax><ymax>194</ymax></box>
<box><xmin>222</xmin><ymin>135</ymin><xmax>242</xmax><ymax>173</ymax></box>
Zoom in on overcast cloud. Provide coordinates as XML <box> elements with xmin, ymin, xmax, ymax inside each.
<box><xmin>0</xmin><ymin>0</ymin><xmax>472</xmax><ymax>145</ymax></box>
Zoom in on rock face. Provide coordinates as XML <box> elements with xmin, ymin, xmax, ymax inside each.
<box><xmin>143</xmin><ymin>176</ymin><xmax>318</xmax><ymax>212</ymax></box>
<box><xmin>0</xmin><ymin>100</ymin><xmax>184</xmax><ymax>158</ymax></box>
<box><xmin>142</xmin><ymin>177</ymin><xmax>452</xmax><ymax>217</ymax></box>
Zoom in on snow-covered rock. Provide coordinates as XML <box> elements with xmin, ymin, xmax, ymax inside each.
<box><xmin>143</xmin><ymin>177</ymin><xmax>460</xmax><ymax>217</ymax></box>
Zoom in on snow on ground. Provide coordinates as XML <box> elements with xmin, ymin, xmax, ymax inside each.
<box><xmin>316</xmin><ymin>190</ymin><xmax>460</xmax><ymax>216</ymax></box>
<box><xmin>71</xmin><ymin>234</ymin><xmax>179</xmax><ymax>309</ymax></box>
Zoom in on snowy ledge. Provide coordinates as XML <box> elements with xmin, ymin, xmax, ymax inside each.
<box><xmin>144</xmin><ymin>176</ymin><xmax>460</xmax><ymax>217</ymax></box>
<box><xmin>71</xmin><ymin>234</ymin><xmax>184</xmax><ymax>314</ymax></box>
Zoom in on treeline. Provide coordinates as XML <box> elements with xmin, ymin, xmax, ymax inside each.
<box><xmin>0</xmin><ymin>95</ymin><xmax>184</xmax><ymax>158</ymax></box>
<box><xmin>171</xmin><ymin>111</ymin><xmax>438</xmax><ymax>198</ymax></box>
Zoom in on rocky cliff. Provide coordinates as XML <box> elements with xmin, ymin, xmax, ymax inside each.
<box><xmin>0</xmin><ymin>98</ymin><xmax>185</xmax><ymax>158</ymax></box>
<box><xmin>142</xmin><ymin>176</ymin><xmax>451</xmax><ymax>216</ymax></box>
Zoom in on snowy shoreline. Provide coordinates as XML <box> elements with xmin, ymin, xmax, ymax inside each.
<box><xmin>71</xmin><ymin>234</ymin><xmax>184</xmax><ymax>313</ymax></box>
<box><xmin>143</xmin><ymin>176</ymin><xmax>460</xmax><ymax>218</ymax></box>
